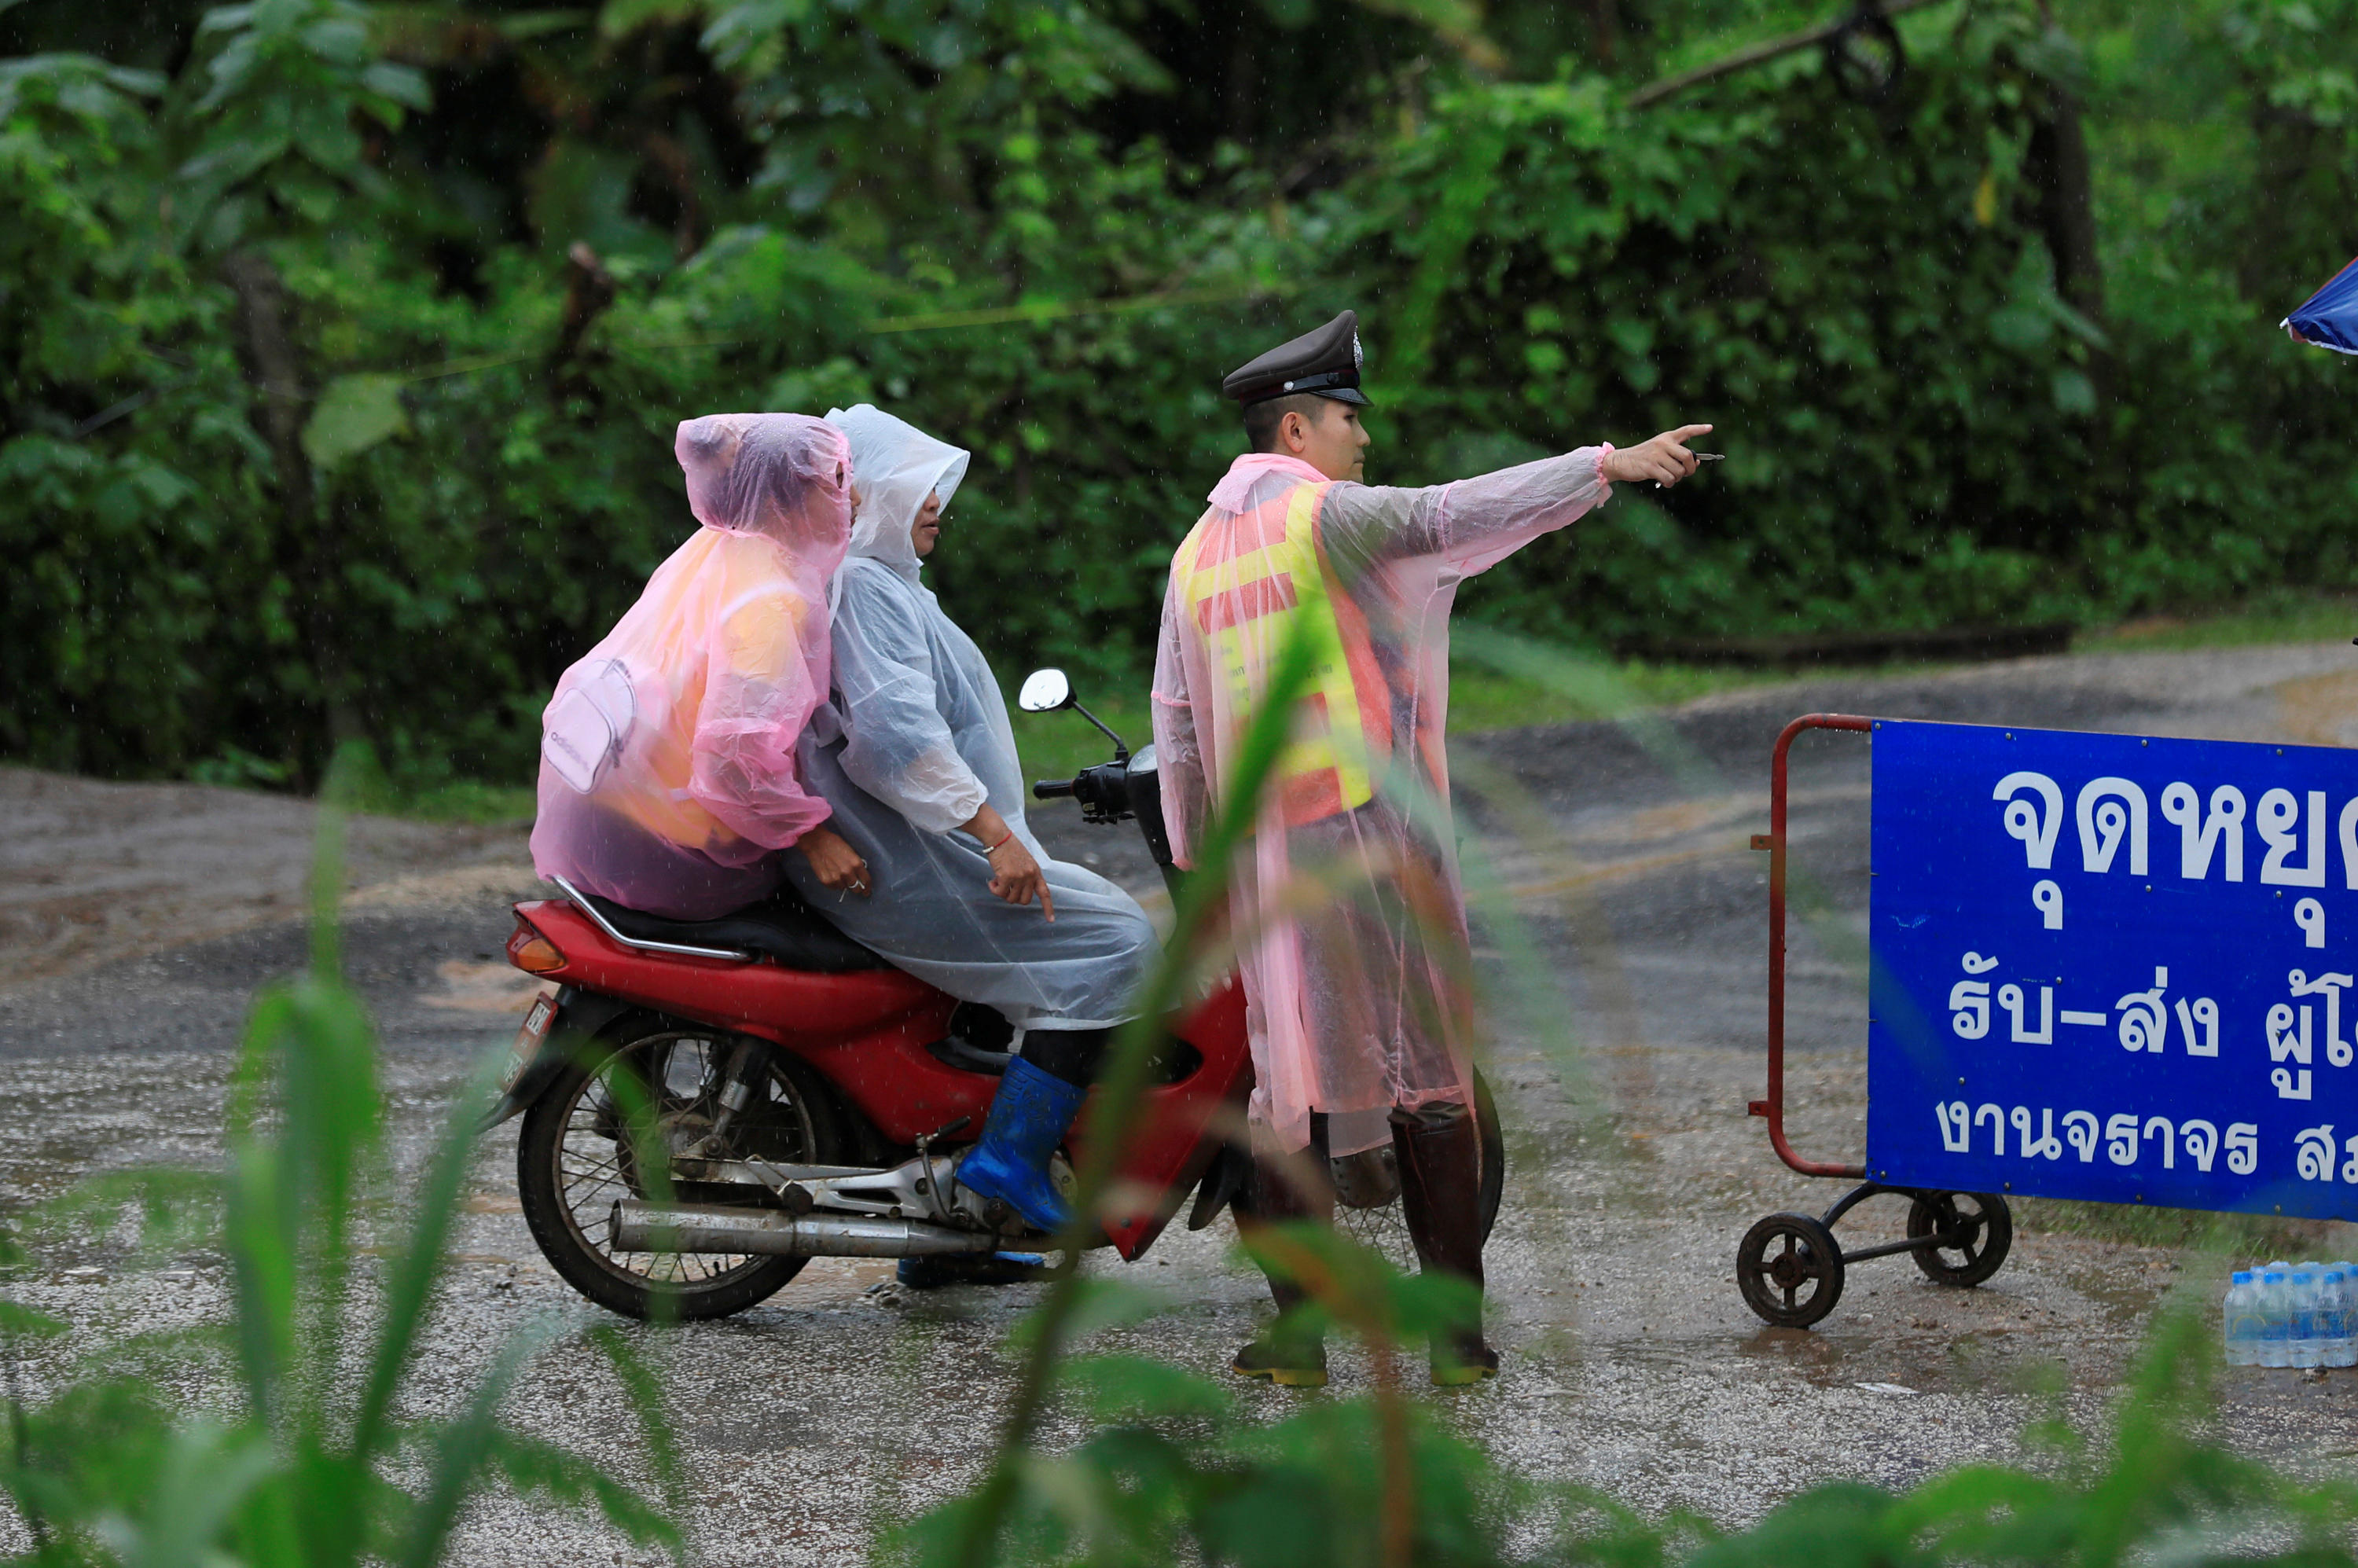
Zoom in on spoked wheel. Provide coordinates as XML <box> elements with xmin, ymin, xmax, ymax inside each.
<box><xmin>1907</xmin><ymin>1191</ymin><xmax>2012</xmax><ymax>1287</ymax></box>
<box><xmin>517</xmin><ymin>1018</ymin><xmax>841</xmax><ymax>1320</ymax></box>
<box><xmin>1736</xmin><ymin>1212</ymin><xmax>1846</xmax><ymax>1328</ymax></box>
<box><xmin>1329</xmin><ymin>1070</ymin><xmax>1505</xmax><ymax>1270</ymax></box>
<box><xmin>1331</xmin><ymin>1144</ymin><xmax>1414</xmax><ymax>1268</ymax></box>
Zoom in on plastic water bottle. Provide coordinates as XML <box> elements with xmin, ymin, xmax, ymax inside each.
<box><xmin>2260</xmin><ymin>1269</ymin><xmax>2294</xmax><ymax>1367</ymax></box>
<box><xmin>2224</xmin><ymin>1271</ymin><xmax>2263</xmax><ymax>1365</ymax></box>
<box><xmin>2320</xmin><ymin>1269</ymin><xmax>2357</xmax><ymax>1368</ymax></box>
<box><xmin>2290</xmin><ymin>1270</ymin><xmax>2324</xmax><ymax>1369</ymax></box>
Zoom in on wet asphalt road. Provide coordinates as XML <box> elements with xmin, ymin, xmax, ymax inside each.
<box><xmin>5</xmin><ymin>643</ymin><xmax>2358</xmax><ymax>1562</ymax></box>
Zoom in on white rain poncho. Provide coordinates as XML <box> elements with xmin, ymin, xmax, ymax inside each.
<box><xmin>1151</xmin><ymin>447</ymin><xmax>1615</xmax><ymax>1155</ymax></box>
<box><xmin>530</xmin><ymin>413</ymin><xmax>852</xmax><ymax>920</ymax></box>
<box><xmin>777</xmin><ymin>404</ymin><xmax>1156</xmax><ymax>1033</ymax></box>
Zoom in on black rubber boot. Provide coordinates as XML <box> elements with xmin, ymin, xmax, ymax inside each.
<box><xmin>1229</xmin><ymin>1118</ymin><xmax>1333</xmax><ymax>1387</ymax></box>
<box><xmin>1393</xmin><ymin>1103</ymin><xmax>1499</xmax><ymax>1386</ymax></box>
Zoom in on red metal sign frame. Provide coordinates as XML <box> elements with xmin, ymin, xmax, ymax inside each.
<box><xmin>1748</xmin><ymin>713</ymin><xmax>1875</xmax><ymax>1177</ymax></box>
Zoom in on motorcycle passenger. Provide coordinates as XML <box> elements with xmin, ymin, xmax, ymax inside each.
<box><xmin>1151</xmin><ymin>310</ymin><xmax>1711</xmax><ymax>1386</ymax></box>
<box><xmin>531</xmin><ymin>413</ymin><xmax>870</xmax><ymax>920</ymax></box>
<box><xmin>784</xmin><ymin>403</ymin><xmax>1158</xmax><ymax>1239</ymax></box>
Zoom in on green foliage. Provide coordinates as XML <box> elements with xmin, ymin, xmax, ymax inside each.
<box><xmin>300</xmin><ymin>373</ymin><xmax>407</xmax><ymax>468</ymax></box>
<box><xmin>901</xmin><ymin>1374</ymin><xmax>1532</xmax><ymax>1567</ymax></box>
<box><xmin>891</xmin><ymin>1281</ymin><xmax>2358</xmax><ymax>1568</ymax></box>
<box><xmin>176</xmin><ymin>0</ymin><xmax>428</xmax><ymax>251</ymax></box>
<box><xmin>0</xmin><ymin>53</ymin><xmax>256</xmax><ymax>777</ymax></box>
<box><xmin>2</xmin><ymin>0</ymin><xmax>2356</xmax><ymax>793</ymax></box>
<box><xmin>0</xmin><ymin>785</ymin><xmax>680</xmax><ymax>1565</ymax></box>
<box><xmin>1364</xmin><ymin>13</ymin><xmax>2109</xmax><ymax>644</ymax></box>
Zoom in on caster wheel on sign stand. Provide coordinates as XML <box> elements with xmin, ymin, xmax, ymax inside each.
<box><xmin>1907</xmin><ymin>1191</ymin><xmax>2011</xmax><ymax>1287</ymax></box>
<box><xmin>1737</xmin><ymin>1212</ymin><xmax>1845</xmax><ymax>1327</ymax></box>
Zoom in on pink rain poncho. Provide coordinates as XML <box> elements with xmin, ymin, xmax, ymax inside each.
<box><xmin>530</xmin><ymin>413</ymin><xmax>852</xmax><ymax>920</ymax></box>
<box><xmin>1151</xmin><ymin>447</ymin><xmax>1614</xmax><ymax>1156</ymax></box>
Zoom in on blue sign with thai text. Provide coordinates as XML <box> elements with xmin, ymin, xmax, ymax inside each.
<box><xmin>1868</xmin><ymin>719</ymin><xmax>2358</xmax><ymax>1219</ymax></box>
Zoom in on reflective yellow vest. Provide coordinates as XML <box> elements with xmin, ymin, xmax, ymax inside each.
<box><xmin>1174</xmin><ymin>481</ymin><xmax>1390</xmax><ymax>827</ymax></box>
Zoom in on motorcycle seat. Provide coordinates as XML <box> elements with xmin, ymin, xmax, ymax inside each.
<box><xmin>578</xmin><ymin>887</ymin><xmax>893</xmax><ymax>974</ymax></box>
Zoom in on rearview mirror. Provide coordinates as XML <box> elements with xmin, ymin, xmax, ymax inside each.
<box><xmin>1018</xmin><ymin>668</ymin><xmax>1073</xmax><ymax>714</ymax></box>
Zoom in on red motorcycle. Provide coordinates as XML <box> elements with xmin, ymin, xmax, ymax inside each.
<box><xmin>488</xmin><ymin>670</ymin><xmax>1500</xmax><ymax>1321</ymax></box>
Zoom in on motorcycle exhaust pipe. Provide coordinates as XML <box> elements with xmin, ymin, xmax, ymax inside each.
<box><xmin>609</xmin><ymin>1199</ymin><xmax>998</xmax><ymax>1259</ymax></box>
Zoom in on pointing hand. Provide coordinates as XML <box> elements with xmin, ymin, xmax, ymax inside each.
<box><xmin>1602</xmin><ymin>424</ymin><xmax>1714</xmax><ymax>488</ymax></box>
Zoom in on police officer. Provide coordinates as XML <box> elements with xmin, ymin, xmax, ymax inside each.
<box><xmin>1150</xmin><ymin>310</ymin><xmax>1708</xmax><ymax>1386</ymax></box>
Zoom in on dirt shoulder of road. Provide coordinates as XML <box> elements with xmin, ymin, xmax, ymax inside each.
<box><xmin>0</xmin><ymin>766</ymin><xmax>543</xmax><ymax>990</ymax></box>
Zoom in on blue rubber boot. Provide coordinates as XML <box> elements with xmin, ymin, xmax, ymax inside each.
<box><xmin>957</xmin><ymin>1057</ymin><xmax>1085</xmax><ymax>1234</ymax></box>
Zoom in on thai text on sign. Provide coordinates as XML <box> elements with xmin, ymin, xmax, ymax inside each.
<box><xmin>1866</xmin><ymin>720</ymin><xmax>2358</xmax><ymax>1218</ymax></box>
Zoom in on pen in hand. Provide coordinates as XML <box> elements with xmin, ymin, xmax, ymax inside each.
<box><xmin>1656</xmin><ymin>452</ymin><xmax>1724</xmax><ymax>489</ymax></box>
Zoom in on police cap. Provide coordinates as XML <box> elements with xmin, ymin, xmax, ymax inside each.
<box><xmin>1221</xmin><ymin>310</ymin><xmax>1372</xmax><ymax>408</ymax></box>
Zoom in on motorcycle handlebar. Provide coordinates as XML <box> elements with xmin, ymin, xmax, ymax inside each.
<box><xmin>1032</xmin><ymin>777</ymin><xmax>1077</xmax><ymax>799</ymax></box>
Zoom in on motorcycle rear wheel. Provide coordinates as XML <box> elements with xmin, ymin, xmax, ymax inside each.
<box><xmin>517</xmin><ymin>1016</ymin><xmax>841</xmax><ymax>1321</ymax></box>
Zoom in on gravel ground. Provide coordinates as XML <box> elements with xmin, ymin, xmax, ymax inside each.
<box><xmin>4</xmin><ymin>641</ymin><xmax>2358</xmax><ymax>1561</ymax></box>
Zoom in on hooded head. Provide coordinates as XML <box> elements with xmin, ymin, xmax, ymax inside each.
<box><xmin>825</xmin><ymin>404</ymin><xmax>971</xmax><ymax>582</ymax></box>
<box><xmin>674</xmin><ymin>413</ymin><xmax>854</xmax><ymax>574</ymax></box>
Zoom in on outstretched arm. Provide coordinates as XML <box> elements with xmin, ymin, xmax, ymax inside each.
<box><xmin>1602</xmin><ymin>425</ymin><xmax>1713</xmax><ymax>488</ymax></box>
<box><xmin>1320</xmin><ymin>424</ymin><xmax>1713</xmax><ymax>575</ymax></box>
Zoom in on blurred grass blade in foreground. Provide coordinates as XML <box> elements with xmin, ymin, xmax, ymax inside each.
<box><xmin>0</xmin><ymin>761</ymin><xmax>681</xmax><ymax>1566</ymax></box>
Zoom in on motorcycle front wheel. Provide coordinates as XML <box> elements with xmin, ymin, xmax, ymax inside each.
<box><xmin>517</xmin><ymin>1015</ymin><xmax>843</xmax><ymax>1321</ymax></box>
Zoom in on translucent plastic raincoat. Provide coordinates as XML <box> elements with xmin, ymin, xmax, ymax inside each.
<box><xmin>778</xmin><ymin>404</ymin><xmax>1156</xmax><ymax>1034</ymax></box>
<box><xmin>1151</xmin><ymin>448</ymin><xmax>1614</xmax><ymax>1155</ymax></box>
<box><xmin>530</xmin><ymin>413</ymin><xmax>851</xmax><ymax>920</ymax></box>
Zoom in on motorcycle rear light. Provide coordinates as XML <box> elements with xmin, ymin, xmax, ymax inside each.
<box><xmin>508</xmin><ymin>920</ymin><xmax>566</xmax><ymax>975</ymax></box>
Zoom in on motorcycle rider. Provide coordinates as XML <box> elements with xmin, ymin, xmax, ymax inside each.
<box><xmin>1151</xmin><ymin>310</ymin><xmax>1710</xmax><ymax>1386</ymax></box>
<box><xmin>531</xmin><ymin>413</ymin><xmax>871</xmax><ymax>920</ymax></box>
<box><xmin>784</xmin><ymin>404</ymin><xmax>1159</xmax><ymax>1243</ymax></box>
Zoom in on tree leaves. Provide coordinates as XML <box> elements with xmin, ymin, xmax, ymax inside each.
<box><xmin>300</xmin><ymin>373</ymin><xmax>409</xmax><ymax>469</ymax></box>
<box><xmin>8</xmin><ymin>0</ymin><xmax>2358</xmax><ymax>790</ymax></box>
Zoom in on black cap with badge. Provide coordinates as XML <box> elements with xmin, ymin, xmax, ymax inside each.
<box><xmin>1221</xmin><ymin>310</ymin><xmax>1372</xmax><ymax>407</ymax></box>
